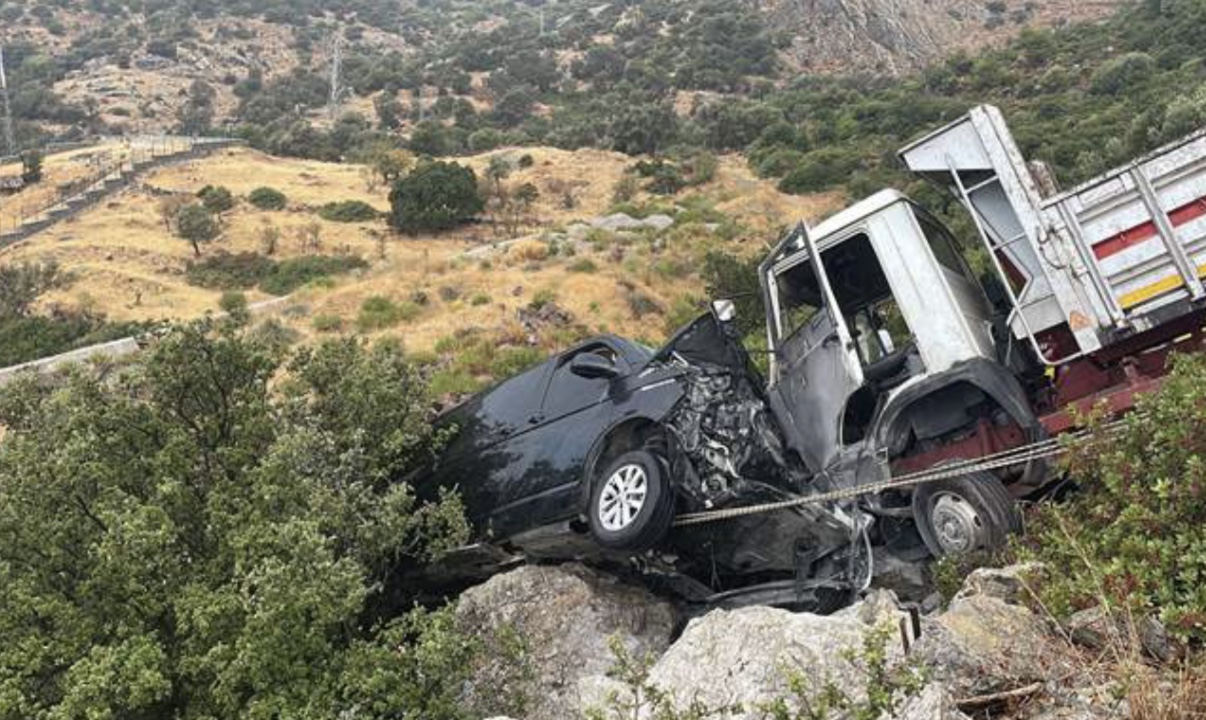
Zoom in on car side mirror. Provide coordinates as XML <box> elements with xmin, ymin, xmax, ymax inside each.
<box><xmin>712</xmin><ymin>299</ymin><xmax>736</xmax><ymax>323</ymax></box>
<box><xmin>570</xmin><ymin>353</ymin><xmax>620</xmax><ymax>379</ymax></box>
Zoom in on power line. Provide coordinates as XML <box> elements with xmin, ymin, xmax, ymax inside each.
<box><xmin>327</xmin><ymin>32</ymin><xmax>345</xmax><ymax>121</ymax></box>
<box><xmin>0</xmin><ymin>45</ymin><xmax>16</xmax><ymax>156</ymax></box>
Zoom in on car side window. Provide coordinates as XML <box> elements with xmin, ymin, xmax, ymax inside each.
<box><xmin>541</xmin><ymin>345</ymin><xmax>621</xmax><ymax>420</ymax></box>
<box><xmin>480</xmin><ymin>359</ymin><xmax>552</xmax><ymax>433</ymax></box>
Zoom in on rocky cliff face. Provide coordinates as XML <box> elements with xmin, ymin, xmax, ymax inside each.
<box><xmin>766</xmin><ymin>0</ymin><xmax>1125</xmax><ymax>74</ymax></box>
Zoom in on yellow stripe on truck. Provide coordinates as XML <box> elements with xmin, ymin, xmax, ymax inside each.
<box><xmin>1119</xmin><ymin>275</ymin><xmax>1185</xmax><ymax>309</ymax></box>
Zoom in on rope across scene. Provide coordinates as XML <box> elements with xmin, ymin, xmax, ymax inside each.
<box><xmin>672</xmin><ymin>419</ymin><xmax>1127</xmax><ymax>527</ymax></box>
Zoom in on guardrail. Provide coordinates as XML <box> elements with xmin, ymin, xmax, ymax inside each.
<box><xmin>0</xmin><ymin>136</ymin><xmax>244</xmax><ymax>248</ymax></box>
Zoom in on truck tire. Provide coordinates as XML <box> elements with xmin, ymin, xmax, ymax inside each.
<box><xmin>588</xmin><ymin>449</ymin><xmax>675</xmax><ymax>552</ymax></box>
<box><xmin>912</xmin><ymin>471</ymin><xmax>1021</xmax><ymax>557</ymax></box>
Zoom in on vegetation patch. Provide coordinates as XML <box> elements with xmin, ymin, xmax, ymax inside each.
<box><xmin>248</xmin><ymin>186</ymin><xmax>288</xmax><ymax>210</ymax></box>
<box><xmin>259</xmin><ymin>255</ymin><xmax>369</xmax><ymax>296</ymax></box>
<box><xmin>186</xmin><ymin>251</ymin><xmax>276</xmax><ymax>290</ymax></box>
<box><xmin>357</xmin><ymin>296</ymin><xmax>420</xmax><ymax>331</ymax></box>
<box><xmin>318</xmin><ymin>199</ymin><xmax>381</xmax><ymax>222</ymax></box>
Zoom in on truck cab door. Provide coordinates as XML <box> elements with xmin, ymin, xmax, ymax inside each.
<box><xmin>762</xmin><ymin>225</ymin><xmax>865</xmax><ymax>475</ymax></box>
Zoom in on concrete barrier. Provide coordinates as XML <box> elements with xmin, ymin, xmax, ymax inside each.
<box><xmin>0</xmin><ymin>337</ymin><xmax>142</xmax><ymax>385</ymax></box>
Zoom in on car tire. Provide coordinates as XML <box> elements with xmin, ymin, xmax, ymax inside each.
<box><xmin>588</xmin><ymin>449</ymin><xmax>675</xmax><ymax>552</ymax></box>
<box><xmin>912</xmin><ymin>470</ymin><xmax>1021</xmax><ymax>558</ymax></box>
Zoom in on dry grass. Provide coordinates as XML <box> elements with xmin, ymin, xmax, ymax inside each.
<box><xmin>2</xmin><ymin>143</ymin><xmax>843</xmax><ymax>353</ymax></box>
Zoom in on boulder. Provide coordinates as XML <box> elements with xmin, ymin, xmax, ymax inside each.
<box><xmin>591</xmin><ymin>213</ymin><xmax>646</xmax><ymax>231</ymax></box>
<box><xmin>891</xmin><ymin>682</ymin><xmax>971</xmax><ymax>720</ymax></box>
<box><xmin>913</xmin><ymin>592</ymin><xmax>1071</xmax><ymax>698</ymax></box>
<box><xmin>1065</xmin><ymin>606</ymin><xmax>1176</xmax><ymax>663</ymax></box>
<box><xmin>954</xmin><ymin>563</ymin><xmax>1045</xmax><ymax>606</ymax></box>
<box><xmin>642</xmin><ymin>591</ymin><xmax>911</xmax><ymax>719</ymax></box>
<box><xmin>641</xmin><ymin>213</ymin><xmax>675</xmax><ymax>231</ymax></box>
<box><xmin>455</xmin><ymin>563</ymin><xmax>676</xmax><ymax>720</ymax></box>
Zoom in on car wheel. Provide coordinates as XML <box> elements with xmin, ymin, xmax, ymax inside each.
<box><xmin>588</xmin><ymin>449</ymin><xmax>675</xmax><ymax>552</ymax></box>
<box><xmin>912</xmin><ymin>470</ymin><xmax>1021</xmax><ymax>558</ymax></box>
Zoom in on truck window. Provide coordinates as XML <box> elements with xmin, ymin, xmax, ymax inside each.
<box><xmin>918</xmin><ymin>213</ymin><xmax>971</xmax><ymax>279</ymax></box>
<box><xmin>774</xmin><ymin>259</ymin><xmax>823</xmax><ymax>341</ymax></box>
<box><xmin>541</xmin><ymin>346</ymin><xmax>619</xmax><ymax>419</ymax></box>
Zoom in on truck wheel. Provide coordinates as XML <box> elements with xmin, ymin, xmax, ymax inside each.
<box><xmin>588</xmin><ymin>449</ymin><xmax>675</xmax><ymax>552</ymax></box>
<box><xmin>912</xmin><ymin>471</ymin><xmax>1021</xmax><ymax>557</ymax></box>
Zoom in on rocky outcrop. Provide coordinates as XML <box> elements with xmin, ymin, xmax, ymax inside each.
<box><xmin>644</xmin><ymin>590</ymin><xmax>909</xmax><ymax>717</ymax></box>
<box><xmin>455</xmin><ymin>563</ymin><xmax>676</xmax><ymax>720</ymax></box>
<box><xmin>766</xmin><ymin>0</ymin><xmax>1125</xmax><ymax>75</ymax></box>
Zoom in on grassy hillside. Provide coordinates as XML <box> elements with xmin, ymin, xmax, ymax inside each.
<box><xmin>1</xmin><ymin>142</ymin><xmax>837</xmax><ymax>392</ymax></box>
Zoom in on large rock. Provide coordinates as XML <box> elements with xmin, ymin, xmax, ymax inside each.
<box><xmin>954</xmin><ymin>563</ymin><xmax>1044</xmax><ymax>605</ymax></box>
<box><xmin>891</xmin><ymin>682</ymin><xmax>971</xmax><ymax>720</ymax></box>
<box><xmin>913</xmin><ymin>594</ymin><xmax>1058</xmax><ymax>697</ymax></box>
<box><xmin>642</xmin><ymin>590</ymin><xmax>911</xmax><ymax>718</ymax></box>
<box><xmin>1065</xmin><ymin>606</ymin><xmax>1176</xmax><ymax>663</ymax></box>
<box><xmin>455</xmin><ymin>563</ymin><xmax>676</xmax><ymax>720</ymax></box>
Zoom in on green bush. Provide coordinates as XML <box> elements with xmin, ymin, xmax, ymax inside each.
<box><xmin>1021</xmin><ymin>354</ymin><xmax>1206</xmax><ymax>641</ymax></box>
<box><xmin>312</xmin><ymin>313</ymin><xmax>344</xmax><ymax>332</ymax></box>
<box><xmin>357</xmin><ymin>296</ymin><xmax>420</xmax><ymax>331</ymax></box>
<box><xmin>568</xmin><ymin>258</ymin><xmax>598</xmax><ymax>273</ymax></box>
<box><xmin>248</xmin><ymin>186</ymin><xmax>288</xmax><ymax>210</ymax></box>
<box><xmin>259</xmin><ymin>255</ymin><xmax>369</xmax><ymax>295</ymax></box>
<box><xmin>389</xmin><ymin>161</ymin><xmax>485</xmax><ymax>235</ymax></box>
<box><xmin>197</xmin><ymin>184</ymin><xmax>235</xmax><ymax>213</ymax></box>
<box><xmin>0</xmin><ymin>325</ymin><xmax>476</xmax><ymax>719</ymax></box>
<box><xmin>186</xmin><ymin>252</ymin><xmax>276</xmax><ymax>290</ymax></box>
<box><xmin>219</xmin><ymin>290</ymin><xmax>249</xmax><ymax>318</ymax></box>
<box><xmin>318</xmin><ymin>200</ymin><xmax>381</xmax><ymax>222</ymax></box>
<box><xmin>470</xmin><ymin>293</ymin><xmax>491</xmax><ymax>306</ymax></box>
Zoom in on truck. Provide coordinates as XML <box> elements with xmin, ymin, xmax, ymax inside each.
<box><xmin>753</xmin><ymin>104</ymin><xmax>1206</xmax><ymax>560</ymax></box>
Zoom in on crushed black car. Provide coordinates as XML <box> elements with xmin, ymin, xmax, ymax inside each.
<box><xmin>411</xmin><ymin>302</ymin><xmax>871</xmax><ymax>610</ymax></box>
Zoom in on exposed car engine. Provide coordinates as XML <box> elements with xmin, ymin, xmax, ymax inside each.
<box><xmin>665</xmin><ymin>364</ymin><xmax>789</xmax><ymax>508</ymax></box>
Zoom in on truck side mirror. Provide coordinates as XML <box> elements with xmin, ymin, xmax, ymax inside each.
<box><xmin>712</xmin><ymin>299</ymin><xmax>737</xmax><ymax>323</ymax></box>
<box><xmin>570</xmin><ymin>353</ymin><xmax>620</xmax><ymax>379</ymax></box>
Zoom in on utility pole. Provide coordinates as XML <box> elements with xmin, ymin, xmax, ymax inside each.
<box><xmin>327</xmin><ymin>33</ymin><xmax>344</xmax><ymax>121</ymax></box>
<box><xmin>0</xmin><ymin>45</ymin><xmax>16</xmax><ymax>157</ymax></box>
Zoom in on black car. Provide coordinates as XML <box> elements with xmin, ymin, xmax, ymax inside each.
<box><xmin>413</xmin><ymin>304</ymin><xmax>864</xmax><ymax>608</ymax></box>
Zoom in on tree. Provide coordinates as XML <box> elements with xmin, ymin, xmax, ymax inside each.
<box><xmin>20</xmin><ymin>149</ymin><xmax>43</xmax><ymax>184</ymax></box>
<box><xmin>176</xmin><ymin>204</ymin><xmax>220</xmax><ymax>256</ymax></box>
<box><xmin>197</xmin><ymin>184</ymin><xmax>235</xmax><ymax>214</ymax></box>
<box><xmin>388</xmin><ymin>161</ymin><xmax>484</xmax><ymax>235</ymax></box>
<box><xmin>0</xmin><ymin>324</ymin><xmax>474</xmax><ymax>718</ymax></box>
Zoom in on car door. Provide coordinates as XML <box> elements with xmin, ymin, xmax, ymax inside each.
<box><xmin>764</xmin><ymin>225</ymin><xmax>865</xmax><ymax>474</ymax></box>
<box><xmin>487</xmin><ymin>342</ymin><xmax>625</xmax><ymax>536</ymax></box>
<box><xmin>429</xmin><ymin>359</ymin><xmax>553</xmax><ymax>528</ymax></box>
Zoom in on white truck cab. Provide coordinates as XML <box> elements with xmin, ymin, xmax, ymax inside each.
<box><xmin>760</xmin><ymin>190</ymin><xmax>1001</xmax><ymax>473</ymax></box>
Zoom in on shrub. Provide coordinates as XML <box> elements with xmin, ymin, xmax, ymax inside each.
<box><xmin>248</xmin><ymin>186</ymin><xmax>288</xmax><ymax>210</ymax></box>
<box><xmin>777</xmin><ymin>148</ymin><xmax>862</xmax><ymax>194</ymax></box>
<box><xmin>186</xmin><ymin>252</ymin><xmax>276</xmax><ymax>290</ymax></box>
<box><xmin>529</xmin><ymin>288</ymin><xmax>557</xmax><ymax>310</ymax></box>
<box><xmin>197</xmin><ymin>185</ymin><xmax>235</xmax><ymax>213</ymax></box>
<box><xmin>517</xmin><ymin>154</ymin><xmax>535</xmax><ymax>169</ymax></box>
<box><xmin>259</xmin><ymin>255</ymin><xmax>368</xmax><ymax>295</ymax></box>
<box><xmin>357</xmin><ymin>296</ymin><xmax>419</xmax><ymax>331</ymax></box>
<box><xmin>312</xmin><ymin>313</ymin><xmax>344</xmax><ymax>332</ymax></box>
<box><xmin>438</xmin><ymin>286</ymin><xmax>461</xmax><ymax>302</ymax></box>
<box><xmin>389</xmin><ymin>161</ymin><xmax>485</xmax><ymax>234</ymax></box>
<box><xmin>1021</xmin><ymin>354</ymin><xmax>1206</xmax><ymax>641</ymax></box>
<box><xmin>219</xmin><ymin>290</ymin><xmax>249</xmax><ymax>320</ymax></box>
<box><xmin>1090</xmin><ymin>52</ymin><xmax>1156</xmax><ymax>96</ymax></box>
<box><xmin>568</xmin><ymin>258</ymin><xmax>598</xmax><ymax>273</ymax></box>
<box><xmin>319</xmin><ymin>200</ymin><xmax>381</xmax><ymax>223</ymax></box>
<box><xmin>0</xmin><ymin>324</ymin><xmax>475</xmax><ymax>718</ymax></box>
<box><xmin>470</xmin><ymin>293</ymin><xmax>491</xmax><ymax>306</ymax></box>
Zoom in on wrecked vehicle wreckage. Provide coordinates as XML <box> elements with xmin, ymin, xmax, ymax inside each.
<box><xmin>410</xmin><ymin>303</ymin><xmax>879</xmax><ymax>612</ymax></box>
<box><xmin>412</xmin><ymin>102</ymin><xmax>1206</xmax><ymax>612</ymax></box>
